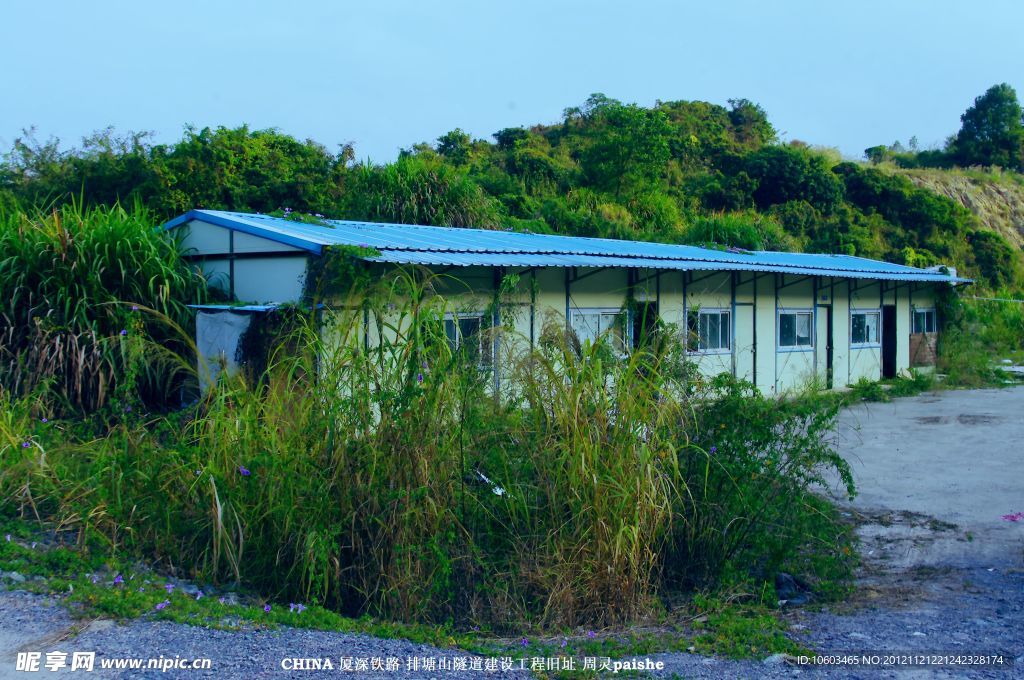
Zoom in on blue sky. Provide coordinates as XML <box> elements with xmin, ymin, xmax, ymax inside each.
<box><xmin>2</xmin><ymin>0</ymin><xmax>1022</xmax><ymax>162</ymax></box>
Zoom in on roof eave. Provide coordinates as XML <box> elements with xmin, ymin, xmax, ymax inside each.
<box><xmin>162</xmin><ymin>209</ymin><xmax>325</xmax><ymax>255</ymax></box>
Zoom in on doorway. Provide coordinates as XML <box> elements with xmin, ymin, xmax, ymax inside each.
<box><xmin>882</xmin><ymin>304</ymin><xmax>897</xmax><ymax>378</ymax></box>
<box><xmin>632</xmin><ymin>302</ymin><xmax>659</xmax><ymax>349</ymax></box>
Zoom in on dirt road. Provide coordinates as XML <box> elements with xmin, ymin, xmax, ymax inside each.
<box><xmin>830</xmin><ymin>386</ymin><xmax>1023</xmax><ymax>570</ymax></box>
<box><xmin>790</xmin><ymin>386</ymin><xmax>1024</xmax><ymax>677</ymax></box>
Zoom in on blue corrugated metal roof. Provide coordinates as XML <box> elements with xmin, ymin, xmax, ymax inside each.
<box><xmin>164</xmin><ymin>209</ymin><xmax>971</xmax><ymax>283</ymax></box>
<box><xmin>188</xmin><ymin>304</ymin><xmax>325</xmax><ymax>312</ymax></box>
<box><xmin>188</xmin><ymin>304</ymin><xmax>281</xmax><ymax>312</ymax></box>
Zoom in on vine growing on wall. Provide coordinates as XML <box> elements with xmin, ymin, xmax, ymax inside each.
<box><xmin>302</xmin><ymin>244</ymin><xmax>382</xmax><ymax>303</ymax></box>
<box><xmin>235</xmin><ymin>304</ymin><xmax>308</xmax><ymax>384</ymax></box>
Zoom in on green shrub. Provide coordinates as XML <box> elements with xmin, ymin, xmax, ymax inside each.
<box><xmin>665</xmin><ymin>375</ymin><xmax>854</xmax><ymax>588</ymax></box>
<box><xmin>683</xmin><ymin>211</ymin><xmax>794</xmax><ymax>251</ymax></box>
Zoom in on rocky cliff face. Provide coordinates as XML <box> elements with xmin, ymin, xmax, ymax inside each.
<box><xmin>899</xmin><ymin>169</ymin><xmax>1024</xmax><ymax>250</ymax></box>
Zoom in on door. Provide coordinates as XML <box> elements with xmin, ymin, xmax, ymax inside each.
<box><xmin>816</xmin><ymin>305</ymin><xmax>834</xmax><ymax>389</ymax></box>
<box><xmin>882</xmin><ymin>304</ymin><xmax>897</xmax><ymax>379</ymax></box>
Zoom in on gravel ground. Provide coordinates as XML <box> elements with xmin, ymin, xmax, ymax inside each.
<box><xmin>2</xmin><ymin>388</ymin><xmax>1022</xmax><ymax>678</ymax></box>
<box><xmin>0</xmin><ymin>589</ymin><xmax>532</xmax><ymax>679</ymax></box>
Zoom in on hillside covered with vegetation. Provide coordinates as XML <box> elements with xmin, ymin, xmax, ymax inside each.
<box><xmin>3</xmin><ymin>85</ymin><xmax>1023</xmax><ymax>291</ymax></box>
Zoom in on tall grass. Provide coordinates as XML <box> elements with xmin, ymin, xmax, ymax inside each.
<box><xmin>0</xmin><ymin>203</ymin><xmax>207</xmax><ymax>412</ymax></box>
<box><xmin>938</xmin><ymin>290</ymin><xmax>1024</xmax><ymax>386</ymax></box>
<box><xmin>0</xmin><ymin>270</ymin><xmax>853</xmax><ymax>630</ymax></box>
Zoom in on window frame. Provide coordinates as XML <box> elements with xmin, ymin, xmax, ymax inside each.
<box><xmin>912</xmin><ymin>307</ymin><xmax>937</xmax><ymax>334</ymax></box>
<box><xmin>850</xmin><ymin>308</ymin><xmax>881</xmax><ymax>348</ymax></box>
<box><xmin>569</xmin><ymin>307</ymin><xmax>628</xmax><ymax>355</ymax></box>
<box><xmin>443</xmin><ymin>311</ymin><xmax>492</xmax><ymax>368</ymax></box>
<box><xmin>686</xmin><ymin>307</ymin><xmax>732</xmax><ymax>354</ymax></box>
<box><xmin>777</xmin><ymin>308</ymin><xmax>814</xmax><ymax>352</ymax></box>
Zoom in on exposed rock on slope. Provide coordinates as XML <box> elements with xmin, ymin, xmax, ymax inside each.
<box><xmin>899</xmin><ymin>169</ymin><xmax>1024</xmax><ymax>250</ymax></box>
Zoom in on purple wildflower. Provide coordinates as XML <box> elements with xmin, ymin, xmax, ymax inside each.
<box><xmin>30</xmin><ymin>542</ymin><xmax>36</xmax><ymax>549</ymax></box>
<box><xmin>41</xmin><ymin>417</ymin><xmax>48</xmax><ymax>423</ymax></box>
<box><xmin>560</xmin><ymin>639</ymin><xmax>568</xmax><ymax>648</ymax></box>
<box><xmin>113</xmin><ymin>574</ymin><xmax>124</xmax><ymax>585</ymax></box>
<box><xmin>164</xmin><ymin>583</ymin><xmax>174</xmax><ymax>593</ymax></box>
<box><xmin>131</xmin><ymin>305</ymin><xmax>139</xmax><ymax>311</ymax></box>
<box><xmin>263</xmin><ymin>604</ymin><xmax>272</xmax><ymax>613</ymax></box>
<box><xmin>155</xmin><ymin>600</ymin><xmax>169</xmax><ymax>611</ymax></box>
<box><xmin>520</xmin><ymin>638</ymin><xmax>529</xmax><ymax>647</ymax></box>
<box><xmin>91</xmin><ymin>575</ymin><xmax>99</xmax><ymax>584</ymax></box>
<box><xmin>238</xmin><ymin>465</ymin><xmax>251</xmax><ymax>477</ymax></box>
<box><xmin>586</xmin><ymin>630</ymin><xmax>596</xmax><ymax>638</ymax></box>
<box><xmin>196</xmin><ymin>591</ymin><xmax>204</xmax><ymax>600</ymax></box>
<box><xmin>21</xmin><ymin>442</ymin><xmax>30</xmax><ymax>448</ymax></box>
<box><xmin>138</xmin><ymin>587</ymin><xmax>144</xmax><ymax>593</ymax></box>
<box><xmin>119</xmin><ymin>329</ymin><xmax>127</xmax><ymax>336</ymax></box>
<box><xmin>4</xmin><ymin>535</ymin><xmax>9</xmax><ymax>542</ymax></box>
<box><xmin>417</xmin><ymin>373</ymin><xmax>423</xmax><ymax>383</ymax></box>
<box><xmin>124</xmin><ymin>406</ymin><xmax>132</xmax><ymax>413</ymax></box>
<box><xmin>218</xmin><ymin>597</ymin><xmax>226</xmax><ymax>605</ymax></box>
<box><xmin>289</xmin><ymin>602</ymin><xmax>306</xmax><ymax>613</ymax></box>
<box><xmin>709</xmin><ymin>446</ymin><xmax>717</xmax><ymax>454</ymax></box>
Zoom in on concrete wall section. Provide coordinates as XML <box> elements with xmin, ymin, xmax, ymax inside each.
<box><xmin>233</xmin><ymin>257</ymin><xmax>309</xmax><ymax>303</ymax></box>
<box><xmin>831</xmin><ymin>279</ymin><xmax>851</xmax><ymax>388</ymax></box>
<box><xmin>753</xmin><ymin>274</ymin><xmax>777</xmax><ymax>394</ymax></box>
<box><xmin>176</xmin><ymin>220</ymin><xmax>229</xmax><ymax>255</ymax></box>
<box><xmin>731</xmin><ymin>274</ymin><xmax>757</xmax><ymax>385</ymax></box>
<box><xmin>174</xmin><ymin>219</ymin><xmax>312</xmax><ymax>303</ymax></box>
<box><xmin>232</xmin><ymin>231</ymin><xmax>303</xmax><ymax>254</ymax></box>
<box><xmin>894</xmin><ymin>283</ymin><xmax>911</xmax><ymax>374</ymax></box>
<box><xmin>193</xmin><ymin>258</ymin><xmax>231</xmax><ymax>296</ymax></box>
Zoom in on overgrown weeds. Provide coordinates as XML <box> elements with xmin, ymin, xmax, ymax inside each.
<box><xmin>0</xmin><ymin>273</ymin><xmax>855</xmax><ymax>632</ymax></box>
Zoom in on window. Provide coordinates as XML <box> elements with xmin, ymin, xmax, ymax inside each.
<box><xmin>778</xmin><ymin>310</ymin><xmax>813</xmax><ymax>349</ymax></box>
<box><xmin>686</xmin><ymin>309</ymin><xmax>731</xmax><ymax>352</ymax></box>
<box><xmin>444</xmin><ymin>313</ymin><xmax>491</xmax><ymax>366</ymax></box>
<box><xmin>913</xmin><ymin>308</ymin><xmax>937</xmax><ymax>334</ymax></box>
<box><xmin>571</xmin><ymin>309</ymin><xmax>626</xmax><ymax>352</ymax></box>
<box><xmin>851</xmin><ymin>310</ymin><xmax>880</xmax><ymax>346</ymax></box>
